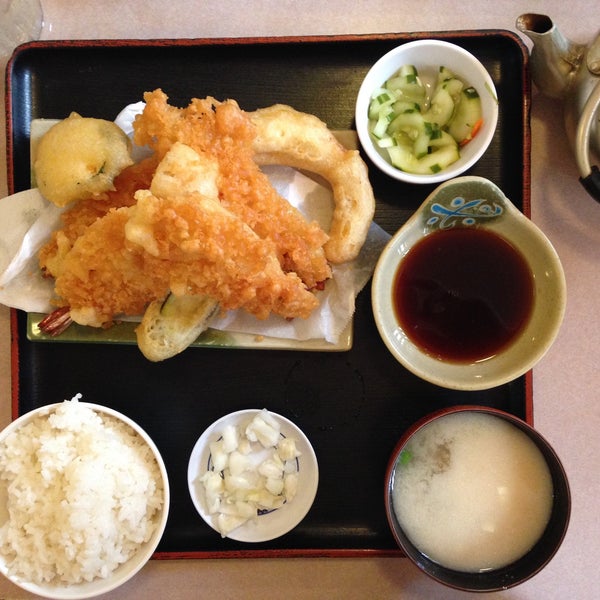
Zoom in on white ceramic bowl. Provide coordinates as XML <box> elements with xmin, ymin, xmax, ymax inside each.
<box><xmin>0</xmin><ymin>401</ymin><xmax>170</xmax><ymax>599</ymax></box>
<box><xmin>355</xmin><ymin>39</ymin><xmax>498</xmax><ymax>184</ymax></box>
<box><xmin>188</xmin><ymin>409</ymin><xmax>318</xmax><ymax>542</ymax></box>
<box><xmin>372</xmin><ymin>176</ymin><xmax>566</xmax><ymax>390</ymax></box>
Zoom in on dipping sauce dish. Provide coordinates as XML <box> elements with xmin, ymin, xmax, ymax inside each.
<box><xmin>371</xmin><ymin>176</ymin><xmax>566</xmax><ymax>390</ymax></box>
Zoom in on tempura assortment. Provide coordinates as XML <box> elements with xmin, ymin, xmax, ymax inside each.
<box><xmin>35</xmin><ymin>89</ymin><xmax>376</xmax><ymax>359</ymax></box>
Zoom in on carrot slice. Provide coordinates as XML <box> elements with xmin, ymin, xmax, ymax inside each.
<box><xmin>459</xmin><ymin>118</ymin><xmax>484</xmax><ymax>147</ymax></box>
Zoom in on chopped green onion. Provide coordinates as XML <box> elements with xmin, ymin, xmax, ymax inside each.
<box><xmin>464</xmin><ymin>86</ymin><xmax>480</xmax><ymax>99</ymax></box>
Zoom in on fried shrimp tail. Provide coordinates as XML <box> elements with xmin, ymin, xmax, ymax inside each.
<box><xmin>38</xmin><ymin>307</ymin><xmax>73</xmax><ymax>336</ymax></box>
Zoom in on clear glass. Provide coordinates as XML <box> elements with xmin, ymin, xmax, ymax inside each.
<box><xmin>0</xmin><ymin>0</ymin><xmax>43</xmax><ymax>60</ymax></box>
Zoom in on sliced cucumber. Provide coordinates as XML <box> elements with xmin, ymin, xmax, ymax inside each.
<box><xmin>376</xmin><ymin>136</ymin><xmax>398</xmax><ymax>149</ymax></box>
<box><xmin>392</xmin><ymin>100</ymin><xmax>421</xmax><ymax>114</ymax></box>
<box><xmin>442</xmin><ymin>77</ymin><xmax>464</xmax><ymax>100</ymax></box>
<box><xmin>387</xmin><ymin>144</ymin><xmax>414</xmax><ymax>170</ymax></box>
<box><xmin>437</xmin><ymin>66</ymin><xmax>455</xmax><ymax>83</ymax></box>
<box><xmin>436</xmin><ymin>67</ymin><xmax>463</xmax><ymax>100</ymax></box>
<box><xmin>388</xmin><ymin>111</ymin><xmax>426</xmax><ymax>138</ymax></box>
<box><xmin>387</xmin><ymin>142</ymin><xmax>459</xmax><ymax>174</ymax></box>
<box><xmin>413</xmin><ymin>130</ymin><xmax>432</xmax><ymax>159</ymax></box>
<box><xmin>384</xmin><ymin>66</ymin><xmax>426</xmax><ymax>104</ymax></box>
<box><xmin>417</xmin><ymin>144</ymin><xmax>460</xmax><ymax>173</ymax></box>
<box><xmin>371</xmin><ymin>107</ymin><xmax>394</xmax><ymax>139</ymax></box>
<box><xmin>422</xmin><ymin>87</ymin><xmax>455</xmax><ymax>127</ymax></box>
<box><xmin>368</xmin><ymin>89</ymin><xmax>395</xmax><ymax>119</ymax></box>
<box><xmin>447</xmin><ymin>87</ymin><xmax>483</xmax><ymax>144</ymax></box>
<box><xmin>427</xmin><ymin>130</ymin><xmax>456</xmax><ymax>149</ymax></box>
<box><xmin>367</xmin><ymin>63</ymin><xmax>483</xmax><ymax>175</ymax></box>
<box><xmin>413</xmin><ymin>124</ymin><xmax>447</xmax><ymax>159</ymax></box>
<box><xmin>399</xmin><ymin>64</ymin><xmax>418</xmax><ymax>77</ymax></box>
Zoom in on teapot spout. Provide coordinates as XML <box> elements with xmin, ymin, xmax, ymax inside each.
<box><xmin>516</xmin><ymin>13</ymin><xmax>585</xmax><ymax>98</ymax></box>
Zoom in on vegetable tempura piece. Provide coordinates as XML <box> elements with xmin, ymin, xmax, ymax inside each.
<box><xmin>249</xmin><ymin>103</ymin><xmax>376</xmax><ymax>264</ymax></box>
<box><xmin>34</xmin><ymin>112</ymin><xmax>134</xmax><ymax>207</ymax></box>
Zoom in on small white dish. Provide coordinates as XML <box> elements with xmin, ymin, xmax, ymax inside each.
<box><xmin>372</xmin><ymin>176</ymin><xmax>566</xmax><ymax>390</ymax></box>
<box><xmin>0</xmin><ymin>401</ymin><xmax>170</xmax><ymax>599</ymax></box>
<box><xmin>355</xmin><ymin>39</ymin><xmax>498</xmax><ymax>184</ymax></box>
<box><xmin>187</xmin><ymin>409</ymin><xmax>318</xmax><ymax>542</ymax></box>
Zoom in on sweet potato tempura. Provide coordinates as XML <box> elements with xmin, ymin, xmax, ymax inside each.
<box><xmin>133</xmin><ymin>89</ymin><xmax>332</xmax><ymax>289</ymax></box>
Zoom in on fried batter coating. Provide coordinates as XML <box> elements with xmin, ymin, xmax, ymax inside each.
<box><xmin>248</xmin><ymin>104</ymin><xmax>376</xmax><ymax>264</ymax></box>
<box><xmin>148</xmin><ymin>141</ymin><xmax>219</xmax><ymax>201</ymax></box>
<box><xmin>39</xmin><ymin>157</ymin><xmax>158</xmax><ymax>278</ymax></box>
<box><xmin>54</xmin><ymin>206</ymin><xmax>159</xmax><ymax>327</ymax></box>
<box><xmin>54</xmin><ymin>145</ymin><xmax>318</xmax><ymax>327</ymax></box>
<box><xmin>34</xmin><ymin>113</ymin><xmax>134</xmax><ymax>207</ymax></box>
<box><xmin>133</xmin><ymin>89</ymin><xmax>331</xmax><ymax>289</ymax></box>
<box><xmin>41</xmin><ymin>91</ymin><xmax>378</xmax><ymax>334</ymax></box>
<box><xmin>128</xmin><ymin>189</ymin><xmax>318</xmax><ymax>320</ymax></box>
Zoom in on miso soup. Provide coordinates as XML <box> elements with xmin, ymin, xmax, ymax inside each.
<box><xmin>391</xmin><ymin>412</ymin><xmax>553</xmax><ymax>573</ymax></box>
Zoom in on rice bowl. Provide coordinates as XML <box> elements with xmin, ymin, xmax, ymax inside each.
<box><xmin>0</xmin><ymin>396</ymin><xmax>169</xmax><ymax>599</ymax></box>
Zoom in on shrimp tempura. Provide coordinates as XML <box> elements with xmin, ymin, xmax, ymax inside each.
<box><xmin>133</xmin><ymin>89</ymin><xmax>331</xmax><ymax>289</ymax></box>
<box><xmin>53</xmin><ymin>145</ymin><xmax>319</xmax><ymax>327</ymax></box>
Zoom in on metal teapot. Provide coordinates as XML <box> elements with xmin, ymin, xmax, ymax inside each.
<box><xmin>516</xmin><ymin>13</ymin><xmax>600</xmax><ymax>202</ymax></box>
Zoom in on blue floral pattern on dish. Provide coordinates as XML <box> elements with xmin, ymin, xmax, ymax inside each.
<box><xmin>427</xmin><ymin>196</ymin><xmax>504</xmax><ymax>229</ymax></box>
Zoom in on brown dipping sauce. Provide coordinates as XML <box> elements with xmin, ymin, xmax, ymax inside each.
<box><xmin>393</xmin><ymin>227</ymin><xmax>534</xmax><ymax>363</ymax></box>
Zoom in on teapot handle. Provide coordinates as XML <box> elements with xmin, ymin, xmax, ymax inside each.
<box><xmin>575</xmin><ymin>80</ymin><xmax>600</xmax><ymax>202</ymax></box>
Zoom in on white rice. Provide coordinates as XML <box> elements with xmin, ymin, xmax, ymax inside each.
<box><xmin>0</xmin><ymin>395</ymin><xmax>164</xmax><ymax>585</ymax></box>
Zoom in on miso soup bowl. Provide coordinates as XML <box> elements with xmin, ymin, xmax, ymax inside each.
<box><xmin>384</xmin><ymin>405</ymin><xmax>571</xmax><ymax>592</ymax></box>
<box><xmin>355</xmin><ymin>39</ymin><xmax>498</xmax><ymax>184</ymax></box>
<box><xmin>371</xmin><ymin>176</ymin><xmax>566</xmax><ymax>391</ymax></box>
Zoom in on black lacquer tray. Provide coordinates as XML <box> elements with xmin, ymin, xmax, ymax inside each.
<box><xmin>5</xmin><ymin>31</ymin><xmax>531</xmax><ymax>558</ymax></box>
